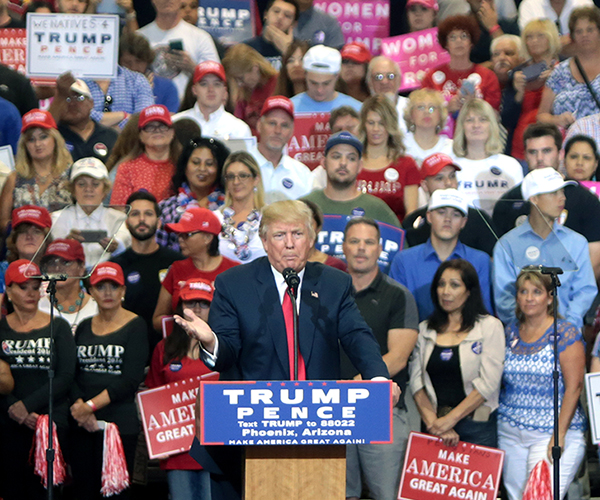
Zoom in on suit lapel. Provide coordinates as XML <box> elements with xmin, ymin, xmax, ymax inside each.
<box><xmin>256</xmin><ymin>258</ymin><xmax>289</xmax><ymax>377</ymax></box>
<box><xmin>299</xmin><ymin>262</ymin><xmax>319</xmax><ymax>369</ymax></box>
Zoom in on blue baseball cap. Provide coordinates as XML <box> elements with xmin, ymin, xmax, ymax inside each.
<box><xmin>324</xmin><ymin>131</ymin><xmax>363</xmax><ymax>157</ymax></box>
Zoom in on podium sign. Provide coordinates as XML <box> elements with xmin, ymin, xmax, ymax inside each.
<box><xmin>199</xmin><ymin>380</ymin><xmax>393</xmax><ymax>446</ymax></box>
<box><xmin>398</xmin><ymin>432</ymin><xmax>504</xmax><ymax>500</ymax></box>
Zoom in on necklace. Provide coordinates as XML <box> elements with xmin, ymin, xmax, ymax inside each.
<box><xmin>221</xmin><ymin>207</ymin><xmax>260</xmax><ymax>261</ymax></box>
<box><xmin>56</xmin><ymin>289</ymin><xmax>84</xmax><ymax>313</ymax></box>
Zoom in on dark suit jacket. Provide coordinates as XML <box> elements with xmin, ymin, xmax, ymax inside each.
<box><xmin>208</xmin><ymin>257</ymin><xmax>389</xmax><ymax>381</ymax></box>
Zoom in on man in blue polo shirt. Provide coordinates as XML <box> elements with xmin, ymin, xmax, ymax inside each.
<box><xmin>389</xmin><ymin>188</ymin><xmax>492</xmax><ymax>321</ymax></box>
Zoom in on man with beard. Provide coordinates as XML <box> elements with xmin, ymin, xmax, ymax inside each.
<box><xmin>49</xmin><ymin>73</ymin><xmax>118</xmax><ymax>163</ymax></box>
<box><xmin>110</xmin><ymin>190</ymin><xmax>184</xmax><ymax>352</ymax></box>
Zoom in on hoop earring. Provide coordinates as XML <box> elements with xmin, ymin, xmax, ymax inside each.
<box><xmin>409</xmin><ymin>123</ymin><xmax>416</xmax><ymax>132</ymax></box>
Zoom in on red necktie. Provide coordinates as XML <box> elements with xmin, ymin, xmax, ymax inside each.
<box><xmin>282</xmin><ymin>288</ymin><xmax>306</xmax><ymax>380</ymax></box>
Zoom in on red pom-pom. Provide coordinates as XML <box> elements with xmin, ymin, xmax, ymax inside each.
<box><xmin>32</xmin><ymin>415</ymin><xmax>67</xmax><ymax>488</ymax></box>
<box><xmin>523</xmin><ymin>459</ymin><xmax>553</xmax><ymax>500</ymax></box>
<box><xmin>101</xmin><ymin>422</ymin><xmax>130</xmax><ymax>497</ymax></box>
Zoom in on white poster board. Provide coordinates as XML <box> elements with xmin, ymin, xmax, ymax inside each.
<box><xmin>26</xmin><ymin>14</ymin><xmax>119</xmax><ymax>79</ymax></box>
<box><xmin>585</xmin><ymin>372</ymin><xmax>600</xmax><ymax>444</ymax></box>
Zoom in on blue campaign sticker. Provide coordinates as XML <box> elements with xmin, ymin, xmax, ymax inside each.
<box><xmin>351</xmin><ymin>207</ymin><xmax>366</xmax><ymax>217</ymax></box>
<box><xmin>169</xmin><ymin>362</ymin><xmax>183</xmax><ymax>372</ymax></box>
<box><xmin>490</xmin><ymin>166</ymin><xmax>502</xmax><ymax>176</ymax></box>
<box><xmin>127</xmin><ymin>272</ymin><xmax>141</xmax><ymax>284</ymax></box>
<box><xmin>471</xmin><ymin>341</ymin><xmax>482</xmax><ymax>355</ymax></box>
<box><xmin>440</xmin><ymin>349</ymin><xmax>453</xmax><ymax>361</ymax></box>
<box><xmin>199</xmin><ymin>380</ymin><xmax>393</xmax><ymax>446</ymax></box>
<box><xmin>282</xmin><ymin>178</ymin><xmax>294</xmax><ymax>189</ymax></box>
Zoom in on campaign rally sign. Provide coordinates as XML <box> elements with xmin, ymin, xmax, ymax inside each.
<box><xmin>580</xmin><ymin>181</ymin><xmax>600</xmax><ymax>200</ymax></box>
<box><xmin>137</xmin><ymin>373</ymin><xmax>219</xmax><ymax>459</ymax></box>
<box><xmin>381</xmin><ymin>28</ymin><xmax>450</xmax><ymax>92</ymax></box>
<box><xmin>314</xmin><ymin>0</ymin><xmax>390</xmax><ymax>55</ymax></box>
<box><xmin>287</xmin><ymin>112</ymin><xmax>330</xmax><ymax>171</ymax></box>
<box><xmin>198</xmin><ymin>0</ymin><xmax>256</xmax><ymax>46</ymax></box>
<box><xmin>586</xmin><ymin>372</ymin><xmax>600</xmax><ymax>443</ymax></box>
<box><xmin>199</xmin><ymin>380</ymin><xmax>393</xmax><ymax>446</ymax></box>
<box><xmin>398</xmin><ymin>432</ymin><xmax>504</xmax><ymax>500</ymax></box>
<box><xmin>26</xmin><ymin>14</ymin><xmax>119</xmax><ymax>79</ymax></box>
<box><xmin>316</xmin><ymin>214</ymin><xmax>405</xmax><ymax>274</ymax></box>
<box><xmin>0</xmin><ymin>29</ymin><xmax>25</xmax><ymax>73</ymax></box>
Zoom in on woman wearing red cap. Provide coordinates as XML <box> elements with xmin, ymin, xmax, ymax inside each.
<box><xmin>0</xmin><ymin>259</ymin><xmax>76</xmax><ymax>500</ymax></box>
<box><xmin>0</xmin><ymin>109</ymin><xmax>73</xmax><ymax>233</ymax></box>
<box><xmin>152</xmin><ymin>207</ymin><xmax>238</xmax><ymax>331</ymax></box>
<box><xmin>38</xmin><ymin>239</ymin><xmax>98</xmax><ymax>335</ymax></box>
<box><xmin>0</xmin><ymin>205</ymin><xmax>53</xmax><ymax>307</ymax></box>
<box><xmin>69</xmin><ymin>262</ymin><xmax>148</xmax><ymax>500</ymax></box>
<box><xmin>340</xmin><ymin>42</ymin><xmax>372</xmax><ymax>103</ymax></box>
<box><xmin>110</xmin><ymin>104</ymin><xmax>182</xmax><ymax>205</ymax></box>
<box><xmin>146</xmin><ymin>278</ymin><xmax>217</xmax><ymax>500</ymax></box>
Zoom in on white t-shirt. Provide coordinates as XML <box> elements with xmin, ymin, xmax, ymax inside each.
<box><xmin>453</xmin><ymin>154</ymin><xmax>524</xmax><ymax>215</ymax></box>
<box><xmin>404</xmin><ymin>133</ymin><xmax>454</xmax><ymax>208</ymax></box>
<box><xmin>39</xmin><ymin>295</ymin><xmax>99</xmax><ymax>335</ymax></box>
<box><xmin>248</xmin><ymin>146</ymin><xmax>313</xmax><ymax>203</ymax></box>
<box><xmin>518</xmin><ymin>0</ymin><xmax>593</xmax><ymax>34</ymax></box>
<box><xmin>137</xmin><ymin>20</ymin><xmax>219</xmax><ymax>99</ymax></box>
<box><xmin>396</xmin><ymin>96</ymin><xmax>409</xmax><ymax>136</ymax></box>
<box><xmin>173</xmin><ymin>104</ymin><xmax>252</xmax><ymax>140</ymax></box>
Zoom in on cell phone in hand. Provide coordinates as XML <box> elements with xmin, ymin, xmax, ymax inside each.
<box><xmin>79</xmin><ymin>230</ymin><xmax>108</xmax><ymax>243</ymax></box>
<box><xmin>521</xmin><ymin>61</ymin><xmax>548</xmax><ymax>82</ymax></box>
<box><xmin>169</xmin><ymin>40</ymin><xmax>184</xmax><ymax>52</ymax></box>
<box><xmin>459</xmin><ymin>79</ymin><xmax>476</xmax><ymax>96</ymax></box>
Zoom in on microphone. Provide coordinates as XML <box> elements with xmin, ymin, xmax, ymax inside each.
<box><xmin>283</xmin><ymin>268</ymin><xmax>300</xmax><ymax>296</ymax></box>
<box><xmin>538</xmin><ymin>266</ymin><xmax>563</xmax><ymax>275</ymax></box>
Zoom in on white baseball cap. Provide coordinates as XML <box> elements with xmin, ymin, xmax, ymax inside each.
<box><xmin>71</xmin><ymin>79</ymin><xmax>92</xmax><ymax>99</ymax></box>
<box><xmin>521</xmin><ymin>167</ymin><xmax>576</xmax><ymax>200</ymax></box>
<box><xmin>303</xmin><ymin>45</ymin><xmax>341</xmax><ymax>74</ymax></box>
<box><xmin>427</xmin><ymin>188</ymin><xmax>468</xmax><ymax>216</ymax></box>
<box><xmin>70</xmin><ymin>157</ymin><xmax>109</xmax><ymax>181</ymax></box>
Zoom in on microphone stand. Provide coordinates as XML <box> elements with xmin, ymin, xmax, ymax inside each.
<box><xmin>35</xmin><ymin>273</ymin><xmax>67</xmax><ymax>500</ymax></box>
<box><xmin>541</xmin><ymin>266</ymin><xmax>562</xmax><ymax>500</ymax></box>
<box><xmin>286</xmin><ymin>287</ymin><xmax>299</xmax><ymax>381</ymax></box>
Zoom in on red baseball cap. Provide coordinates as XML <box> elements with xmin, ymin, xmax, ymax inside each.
<box><xmin>165</xmin><ymin>207</ymin><xmax>221</xmax><ymax>235</ymax></box>
<box><xmin>193</xmin><ymin>61</ymin><xmax>227</xmax><ymax>84</ymax></box>
<box><xmin>138</xmin><ymin>105</ymin><xmax>172</xmax><ymax>130</ymax></box>
<box><xmin>179</xmin><ymin>278</ymin><xmax>214</xmax><ymax>303</ymax></box>
<box><xmin>44</xmin><ymin>239</ymin><xmax>85</xmax><ymax>262</ymax></box>
<box><xmin>5</xmin><ymin>259</ymin><xmax>41</xmax><ymax>286</ymax></box>
<box><xmin>406</xmin><ymin>0</ymin><xmax>439</xmax><ymax>11</ymax></box>
<box><xmin>341</xmin><ymin>42</ymin><xmax>372</xmax><ymax>64</ymax></box>
<box><xmin>90</xmin><ymin>262</ymin><xmax>125</xmax><ymax>286</ymax></box>
<box><xmin>21</xmin><ymin>109</ymin><xmax>57</xmax><ymax>133</ymax></box>
<box><xmin>260</xmin><ymin>96</ymin><xmax>295</xmax><ymax>119</ymax></box>
<box><xmin>421</xmin><ymin>153</ymin><xmax>461</xmax><ymax>181</ymax></box>
<box><xmin>12</xmin><ymin>205</ymin><xmax>52</xmax><ymax>230</ymax></box>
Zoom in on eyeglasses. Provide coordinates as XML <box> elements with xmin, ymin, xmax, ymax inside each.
<box><xmin>182</xmin><ymin>300</ymin><xmax>210</xmax><ymax>309</ymax></box>
<box><xmin>142</xmin><ymin>123</ymin><xmax>171</xmax><ymax>134</ymax></box>
<box><xmin>416</xmin><ymin>105</ymin><xmax>438</xmax><ymax>114</ymax></box>
<box><xmin>224</xmin><ymin>172</ymin><xmax>253</xmax><ymax>182</ymax></box>
<box><xmin>66</xmin><ymin>95</ymin><xmax>86</xmax><ymax>103</ymax></box>
<box><xmin>373</xmin><ymin>73</ymin><xmax>396</xmax><ymax>81</ymax></box>
<box><xmin>448</xmin><ymin>32</ymin><xmax>470</xmax><ymax>42</ymax></box>
<box><xmin>103</xmin><ymin>95</ymin><xmax>113</xmax><ymax>113</ymax></box>
<box><xmin>177</xmin><ymin>231</ymin><xmax>203</xmax><ymax>240</ymax></box>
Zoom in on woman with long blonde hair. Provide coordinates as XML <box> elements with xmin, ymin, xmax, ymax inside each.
<box><xmin>0</xmin><ymin>109</ymin><xmax>72</xmax><ymax>233</ymax></box>
<box><xmin>357</xmin><ymin>95</ymin><xmax>420</xmax><ymax>222</ymax></box>
<box><xmin>222</xmin><ymin>44</ymin><xmax>278</xmax><ymax>135</ymax></box>
<box><xmin>452</xmin><ymin>99</ymin><xmax>523</xmax><ymax>215</ymax></box>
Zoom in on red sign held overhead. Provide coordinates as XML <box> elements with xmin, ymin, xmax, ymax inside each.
<box><xmin>398</xmin><ymin>432</ymin><xmax>504</xmax><ymax>500</ymax></box>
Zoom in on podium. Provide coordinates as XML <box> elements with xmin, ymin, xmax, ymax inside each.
<box><xmin>197</xmin><ymin>380</ymin><xmax>393</xmax><ymax>499</ymax></box>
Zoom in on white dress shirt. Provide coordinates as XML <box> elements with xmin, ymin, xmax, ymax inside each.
<box><xmin>172</xmin><ymin>103</ymin><xmax>252</xmax><ymax>140</ymax></box>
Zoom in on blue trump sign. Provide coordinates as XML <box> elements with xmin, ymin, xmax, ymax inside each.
<box><xmin>199</xmin><ymin>380</ymin><xmax>392</xmax><ymax>446</ymax></box>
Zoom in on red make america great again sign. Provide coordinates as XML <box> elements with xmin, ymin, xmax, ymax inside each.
<box><xmin>398</xmin><ymin>432</ymin><xmax>504</xmax><ymax>500</ymax></box>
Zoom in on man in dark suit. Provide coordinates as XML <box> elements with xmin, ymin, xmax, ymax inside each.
<box><xmin>175</xmin><ymin>198</ymin><xmax>394</xmax><ymax>387</ymax></box>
